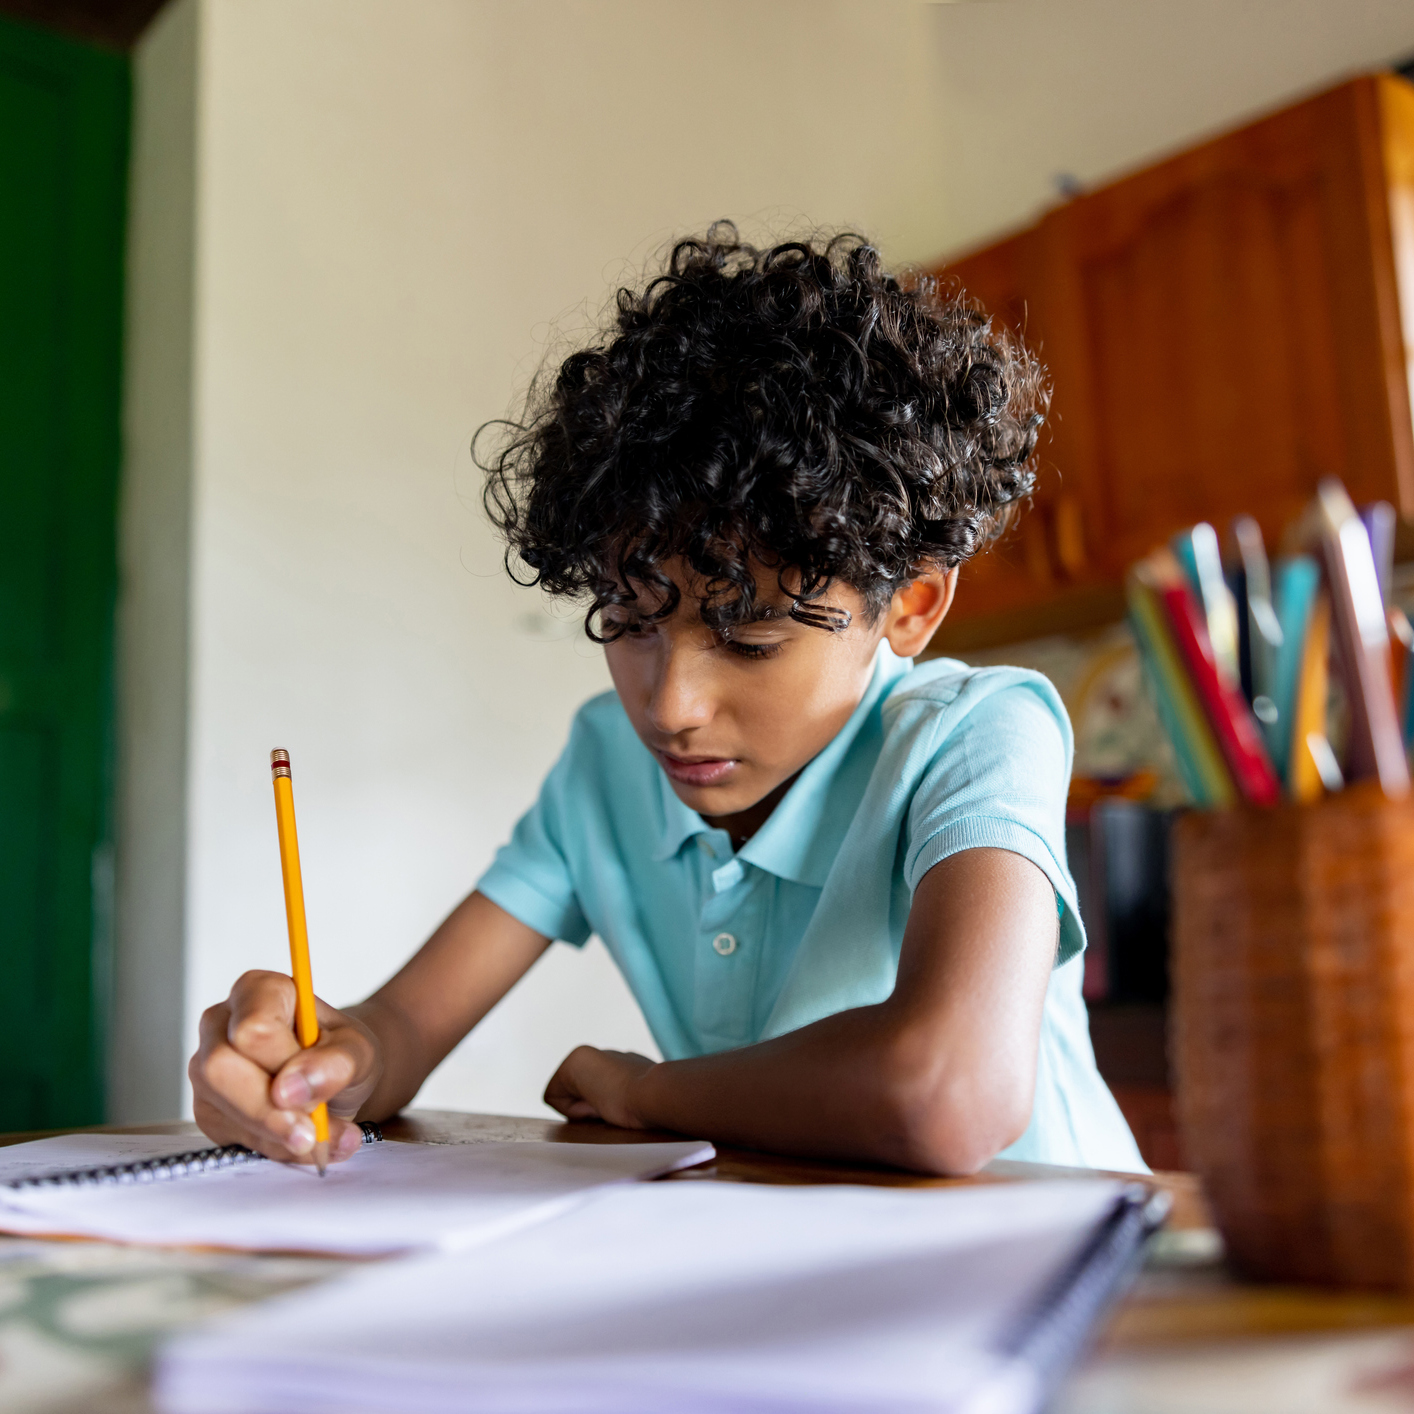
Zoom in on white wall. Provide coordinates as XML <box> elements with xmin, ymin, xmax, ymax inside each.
<box><xmin>114</xmin><ymin>0</ymin><xmax>198</xmax><ymax>1122</ymax></box>
<box><xmin>170</xmin><ymin>0</ymin><xmax>954</xmax><ymax>1120</ymax></box>
<box><xmin>118</xmin><ymin>0</ymin><xmax>1414</xmax><ymax>1122</ymax></box>
<box><xmin>926</xmin><ymin>0</ymin><xmax>1414</xmax><ymax>254</ymax></box>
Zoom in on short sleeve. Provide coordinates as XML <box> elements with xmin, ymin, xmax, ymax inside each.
<box><xmin>474</xmin><ymin>734</ymin><xmax>593</xmax><ymax>948</ymax></box>
<box><xmin>903</xmin><ymin>680</ymin><xmax>1084</xmax><ymax>967</ymax></box>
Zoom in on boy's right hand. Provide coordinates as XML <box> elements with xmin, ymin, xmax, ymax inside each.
<box><xmin>189</xmin><ymin>970</ymin><xmax>382</xmax><ymax>1165</ymax></box>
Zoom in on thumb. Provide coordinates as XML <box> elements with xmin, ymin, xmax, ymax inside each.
<box><xmin>270</xmin><ymin>1023</ymin><xmax>374</xmax><ymax>1110</ymax></box>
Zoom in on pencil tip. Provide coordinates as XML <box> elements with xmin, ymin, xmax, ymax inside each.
<box><xmin>313</xmin><ymin>1140</ymin><xmax>329</xmax><ymax>1177</ymax></box>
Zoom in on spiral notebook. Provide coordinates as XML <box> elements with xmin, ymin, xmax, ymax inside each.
<box><xmin>0</xmin><ymin>1131</ymin><xmax>714</xmax><ymax>1256</ymax></box>
<box><xmin>0</xmin><ymin>1125</ymin><xmax>385</xmax><ymax>1191</ymax></box>
<box><xmin>157</xmin><ymin>1177</ymin><xmax>1165</xmax><ymax>1414</ymax></box>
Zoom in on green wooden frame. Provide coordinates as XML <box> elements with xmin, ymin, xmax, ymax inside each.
<box><xmin>0</xmin><ymin>14</ymin><xmax>129</xmax><ymax>1127</ymax></box>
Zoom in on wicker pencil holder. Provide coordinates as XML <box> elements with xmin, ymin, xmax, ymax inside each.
<box><xmin>1172</xmin><ymin>782</ymin><xmax>1414</xmax><ymax>1289</ymax></box>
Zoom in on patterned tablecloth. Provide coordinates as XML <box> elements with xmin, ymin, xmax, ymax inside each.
<box><xmin>0</xmin><ymin>1235</ymin><xmax>345</xmax><ymax>1414</ymax></box>
<box><xmin>4</xmin><ymin>1229</ymin><xmax>1414</xmax><ymax>1414</ymax></box>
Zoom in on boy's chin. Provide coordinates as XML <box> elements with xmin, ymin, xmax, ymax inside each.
<box><xmin>664</xmin><ymin>776</ymin><xmax>745</xmax><ymax>813</ymax></box>
<box><xmin>663</xmin><ymin>769</ymin><xmax>787</xmax><ymax>824</ymax></box>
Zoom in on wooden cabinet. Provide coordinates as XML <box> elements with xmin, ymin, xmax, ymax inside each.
<box><xmin>931</xmin><ymin>74</ymin><xmax>1414</xmax><ymax>651</ymax></box>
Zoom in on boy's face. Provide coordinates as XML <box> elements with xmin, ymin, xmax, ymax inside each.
<box><xmin>603</xmin><ymin>559</ymin><xmax>955</xmax><ymax>836</ymax></box>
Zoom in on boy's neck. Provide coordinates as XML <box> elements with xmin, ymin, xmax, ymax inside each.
<box><xmin>701</xmin><ymin>770</ymin><xmax>802</xmax><ymax>851</ymax></box>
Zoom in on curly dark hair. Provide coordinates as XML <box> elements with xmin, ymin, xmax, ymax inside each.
<box><xmin>479</xmin><ymin>222</ymin><xmax>1048</xmax><ymax>641</ymax></box>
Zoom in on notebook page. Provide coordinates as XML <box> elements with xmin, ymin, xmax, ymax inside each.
<box><xmin>0</xmin><ymin>1138</ymin><xmax>713</xmax><ymax>1255</ymax></box>
<box><xmin>157</xmin><ymin>1178</ymin><xmax>1127</xmax><ymax>1414</ymax></box>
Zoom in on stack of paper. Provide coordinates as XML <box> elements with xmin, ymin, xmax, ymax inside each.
<box><xmin>156</xmin><ymin>1178</ymin><xmax>1136</xmax><ymax>1414</ymax></box>
<box><xmin>0</xmin><ymin>1136</ymin><xmax>713</xmax><ymax>1255</ymax></box>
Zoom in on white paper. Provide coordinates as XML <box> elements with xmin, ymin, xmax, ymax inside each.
<box><xmin>156</xmin><ymin>1178</ymin><xmax>1128</xmax><ymax>1414</ymax></box>
<box><xmin>0</xmin><ymin>1137</ymin><xmax>713</xmax><ymax>1255</ymax></box>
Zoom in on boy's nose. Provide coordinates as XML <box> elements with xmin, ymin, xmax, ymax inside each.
<box><xmin>645</xmin><ymin>645</ymin><xmax>714</xmax><ymax>737</ymax></box>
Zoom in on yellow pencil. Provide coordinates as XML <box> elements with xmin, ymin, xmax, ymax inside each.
<box><xmin>1288</xmin><ymin>594</ymin><xmax>1332</xmax><ymax>804</ymax></box>
<box><xmin>270</xmin><ymin>749</ymin><xmax>330</xmax><ymax>1175</ymax></box>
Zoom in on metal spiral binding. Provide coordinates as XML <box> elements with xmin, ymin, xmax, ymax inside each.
<box><xmin>3</xmin><ymin>1121</ymin><xmax>382</xmax><ymax>1190</ymax></box>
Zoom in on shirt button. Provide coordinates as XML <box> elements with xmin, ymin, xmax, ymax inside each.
<box><xmin>712</xmin><ymin>933</ymin><xmax>738</xmax><ymax>956</ymax></box>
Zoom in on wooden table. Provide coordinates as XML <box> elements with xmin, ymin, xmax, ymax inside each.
<box><xmin>2</xmin><ymin>1110</ymin><xmax>1413</xmax><ymax>1414</ymax></box>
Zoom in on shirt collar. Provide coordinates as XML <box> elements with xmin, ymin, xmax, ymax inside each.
<box><xmin>647</xmin><ymin>644</ymin><xmax>913</xmax><ymax>882</ymax></box>
<box><xmin>651</xmin><ymin>771</ymin><xmax>712</xmax><ymax>862</ymax></box>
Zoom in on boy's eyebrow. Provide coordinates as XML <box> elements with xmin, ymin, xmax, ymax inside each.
<box><xmin>614</xmin><ymin>598</ymin><xmax>796</xmax><ymax>625</ymax></box>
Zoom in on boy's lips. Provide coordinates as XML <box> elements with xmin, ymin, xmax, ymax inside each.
<box><xmin>657</xmin><ymin>751</ymin><xmax>738</xmax><ymax>787</ymax></box>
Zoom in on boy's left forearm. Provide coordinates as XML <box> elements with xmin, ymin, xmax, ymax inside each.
<box><xmin>623</xmin><ymin>853</ymin><xmax>1057</xmax><ymax>1174</ymax></box>
<box><xmin>550</xmin><ymin>851</ymin><xmax>1055</xmax><ymax>1175</ymax></box>
<box><xmin>626</xmin><ymin>1004</ymin><xmax>1019</xmax><ymax>1176</ymax></box>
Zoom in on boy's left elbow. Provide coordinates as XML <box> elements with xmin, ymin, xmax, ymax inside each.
<box><xmin>882</xmin><ymin>1050</ymin><xmax>1034</xmax><ymax>1176</ymax></box>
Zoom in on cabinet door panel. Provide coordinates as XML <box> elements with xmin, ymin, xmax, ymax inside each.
<box><xmin>1073</xmin><ymin>171</ymin><xmax>1343</xmax><ymax>555</ymax></box>
<box><xmin>1380</xmin><ymin>74</ymin><xmax>1414</xmax><ymax>487</ymax></box>
<box><xmin>937</xmin><ymin>228</ymin><xmax>1109</xmax><ymax>637</ymax></box>
<box><xmin>1048</xmin><ymin>78</ymin><xmax>1410</xmax><ymax>570</ymax></box>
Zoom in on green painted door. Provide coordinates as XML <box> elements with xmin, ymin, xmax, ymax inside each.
<box><xmin>0</xmin><ymin>18</ymin><xmax>128</xmax><ymax>1129</ymax></box>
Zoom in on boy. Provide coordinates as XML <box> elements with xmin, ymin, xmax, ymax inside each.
<box><xmin>190</xmin><ymin>227</ymin><xmax>1144</xmax><ymax>1175</ymax></box>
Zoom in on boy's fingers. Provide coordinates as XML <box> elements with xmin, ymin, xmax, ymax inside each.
<box><xmin>225</xmin><ymin>971</ymin><xmax>303</xmax><ymax>1073</ymax></box>
<box><xmin>314</xmin><ymin>994</ymin><xmax>352</xmax><ymax>1029</ymax></box>
<box><xmin>195</xmin><ymin>1007</ymin><xmax>280</xmax><ymax>1120</ymax></box>
<box><xmin>190</xmin><ymin>1039</ymin><xmax>320</xmax><ymax>1159</ymax></box>
<box><xmin>192</xmin><ymin>1095</ymin><xmax>270</xmax><ymax>1155</ymax></box>
<box><xmin>192</xmin><ymin>982</ymin><xmax>376</xmax><ymax>1168</ymax></box>
<box><xmin>194</xmin><ymin>1093</ymin><xmax>315</xmax><ymax>1164</ymax></box>
<box><xmin>201</xmin><ymin>1099</ymin><xmax>362</xmax><ymax>1168</ymax></box>
<box><xmin>227</xmin><ymin>969</ymin><xmax>297</xmax><ymax>1021</ymax></box>
<box><xmin>196</xmin><ymin>999</ymin><xmax>234</xmax><ymax>1055</ymax></box>
<box><xmin>194</xmin><ymin>976</ymin><xmax>380</xmax><ymax>1167</ymax></box>
<box><xmin>194</xmin><ymin>1005</ymin><xmax>327</xmax><ymax>1156</ymax></box>
<box><xmin>543</xmin><ymin>1048</ymin><xmax>597</xmax><ymax>1119</ymax></box>
<box><xmin>269</xmin><ymin>1023</ymin><xmax>374</xmax><ymax>1110</ymax></box>
<box><xmin>328</xmin><ymin>1117</ymin><xmax>366</xmax><ymax>1163</ymax></box>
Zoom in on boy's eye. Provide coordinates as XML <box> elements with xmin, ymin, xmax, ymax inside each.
<box><xmin>725</xmin><ymin>639</ymin><xmax>784</xmax><ymax>661</ymax></box>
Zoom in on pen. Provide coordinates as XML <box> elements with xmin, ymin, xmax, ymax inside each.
<box><xmin>1229</xmin><ymin>515</ymin><xmax>1283</xmax><ymax>712</ymax></box>
<box><xmin>270</xmin><ymin>748</ymin><xmax>330</xmax><ymax>1175</ymax></box>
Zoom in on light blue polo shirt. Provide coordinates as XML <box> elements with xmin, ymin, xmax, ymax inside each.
<box><xmin>476</xmin><ymin>645</ymin><xmax>1144</xmax><ymax>1172</ymax></box>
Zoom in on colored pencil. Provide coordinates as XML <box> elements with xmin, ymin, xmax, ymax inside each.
<box><xmin>1388</xmin><ymin>606</ymin><xmax>1412</xmax><ymax>740</ymax></box>
<box><xmin>1126</xmin><ymin>566</ymin><xmax>1237</xmax><ymax>807</ymax></box>
<box><xmin>1160</xmin><ymin>580</ymin><xmax>1282</xmax><ymax>806</ymax></box>
<box><xmin>270</xmin><ymin>749</ymin><xmax>330</xmax><ymax>1176</ymax></box>
<box><xmin>1172</xmin><ymin>523</ymin><xmax>1240</xmax><ymax>683</ymax></box>
<box><xmin>1230</xmin><ymin>515</ymin><xmax>1283</xmax><ymax>707</ymax></box>
<box><xmin>1288</xmin><ymin>595</ymin><xmax>1334</xmax><ymax>803</ymax></box>
<box><xmin>1270</xmin><ymin>555</ymin><xmax>1322</xmax><ymax>781</ymax></box>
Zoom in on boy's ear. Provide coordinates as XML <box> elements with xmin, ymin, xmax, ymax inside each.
<box><xmin>882</xmin><ymin>567</ymin><xmax>958</xmax><ymax>659</ymax></box>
